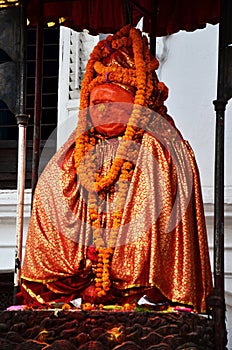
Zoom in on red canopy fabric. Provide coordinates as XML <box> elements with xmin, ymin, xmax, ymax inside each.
<box><xmin>27</xmin><ymin>0</ymin><xmax>220</xmax><ymax>36</ymax></box>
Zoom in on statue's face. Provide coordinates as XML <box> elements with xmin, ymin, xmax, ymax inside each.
<box><xmin>89</xmin><ymin>83</ymin><xmax>134</xmax><ymax>137</ymax></box>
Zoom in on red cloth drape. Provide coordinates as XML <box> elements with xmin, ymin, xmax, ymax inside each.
<box><xmin>20</xmin><ymin>129</ymin><xmax>213</xmax><ymax>312</ymax></box>
<box><xmin>27</xmin><ymin>0</ymin><xmax>220</xmax><ymax>36</ymax></box>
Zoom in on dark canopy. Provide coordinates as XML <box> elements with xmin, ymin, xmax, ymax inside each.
<box><xmin>26</xmin><ymin>0</ymin><xmax>220</xmax><ymax>36</ymax></box>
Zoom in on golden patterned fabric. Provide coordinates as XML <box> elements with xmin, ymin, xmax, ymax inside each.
<box><xmin>22</xmin><ymin>130</ymin><xmax>212</xmax><ymax>312</ymax></box>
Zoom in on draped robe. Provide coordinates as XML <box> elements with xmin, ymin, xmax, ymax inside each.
<box><xmin>20</xmin><ymin>126</ymin><xmax>212</xmax><ymax>312</ymax></box>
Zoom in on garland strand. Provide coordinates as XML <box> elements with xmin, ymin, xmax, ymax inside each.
<box><xmin>74</xmin><ymin>25</ymin><xmax>169</xmax><ymax>298</ymax></box>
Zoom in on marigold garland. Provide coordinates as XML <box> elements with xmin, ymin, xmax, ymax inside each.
<box><xmin>74</xmin><ymin>24</ymin><xmax>169</xmax><ymax>298</ymax></box>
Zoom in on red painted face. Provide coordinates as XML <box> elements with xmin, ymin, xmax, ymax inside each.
<box><xmin>89</xmin><ymin>83</ymin><xmax>134</xmax><ymax>137</ymax></box>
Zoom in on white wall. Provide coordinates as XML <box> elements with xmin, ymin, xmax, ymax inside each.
<box><xmin>156</xmin><ymin>24</ymin><xmax>229</xmax><ymax>204</ymax></box>
<box><xmin>0</xmin><ymin>189</ymin><xmax>30</xmax><ymax>270</ymax></box>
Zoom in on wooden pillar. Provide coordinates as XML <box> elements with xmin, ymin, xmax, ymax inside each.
<box><xmin>14</xmin><ymin>0</ymin><xmax>30</xmax><ymax>300</ymax></box>
<box><xmin>210</xmin><ymin>0</ymin><xmax>232</xmax><ymax>348</ymax></box>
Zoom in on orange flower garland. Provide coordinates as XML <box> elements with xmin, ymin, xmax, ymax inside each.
<box><xmin>74</xmin><ymin>25</ymin><xmax>169</xmax><ymax>298</ymax></box>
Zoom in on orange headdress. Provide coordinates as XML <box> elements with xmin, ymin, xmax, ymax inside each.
<box><xmin>78</xmin><ymin>24</ymin><xmax>168</xmax><ymax>117</ymax></box>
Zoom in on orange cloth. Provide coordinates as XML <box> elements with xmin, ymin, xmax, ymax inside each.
<box><xmin>21</xmin><ymin>127</ymin><xmax>212</xmax><ymax>312</ymax></box>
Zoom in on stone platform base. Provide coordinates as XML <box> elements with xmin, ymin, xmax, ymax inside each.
<box><xmin>0</xmin><ymin>310</ymin><xmax>214</xmax><ymax>349</ymax></box>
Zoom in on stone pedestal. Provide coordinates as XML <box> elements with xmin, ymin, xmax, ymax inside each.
<box><xmin>0</xmin><ymin>310</ymin><xmax>214</xmax><ymax>349</ymax></box>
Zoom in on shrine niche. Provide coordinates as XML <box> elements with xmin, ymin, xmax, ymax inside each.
<box><xmin>0</xmin><ymin>1</ymin><xmax>230</xmax><ymax>350</ymax></box>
